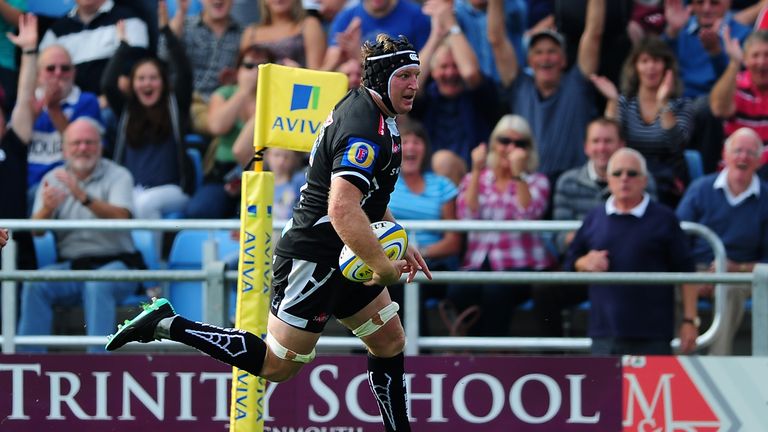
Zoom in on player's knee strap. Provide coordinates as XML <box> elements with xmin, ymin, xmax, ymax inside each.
<box><xmin>266</xmin><ymin>332</ymin><xmax>316</xmax><ymax>364</ymax></box>
<box><xmin>353</xmin><ymin>302</ymin><xmax>400</xmax><ymax>338</ymax></box>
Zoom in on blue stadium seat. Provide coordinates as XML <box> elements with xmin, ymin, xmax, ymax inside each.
<box><xmin>167</xmin><ymin>230</ymin><xmax>240</xmax><ymax>321</ymax></box>
<box><xmin>122</xmin><ymin>230</ymin><xmax>162</xmax><ymax>306</ymax></box>
<box><xmin>162</xmin><ymin>148</ymin><xmax>203</xmax><ymax>219</ymax></box>
<box><xmin>684</xmin><ymin>149</ymin><xmax>704</xmax><ymax>181</ymax></box>
<box><xmin>33</xmin><ymin>231</ymin><xmax>57</xmax><ymax>268</ymax></box>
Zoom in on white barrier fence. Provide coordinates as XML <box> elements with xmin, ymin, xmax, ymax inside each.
<box><xmin>0</xmin><ymin>219</ymin><xmax>765</xmax><ymax>356</ymax></box>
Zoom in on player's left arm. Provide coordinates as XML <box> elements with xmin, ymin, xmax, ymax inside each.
<box><xmin>383</xmin><ymin>207</ymin><xmax>433</xmax><ymax>283</ymax></box>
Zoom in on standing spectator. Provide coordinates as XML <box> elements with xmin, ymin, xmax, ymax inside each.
<box><xmin>454</xmin><ymin>0</ymin><xmax>527</xmax><ymax>84</ymax></box>
<box><xmin>710</xmin><ymin>29</ymin><xmax>768</xmax><ymax>174</ymax></box>
<box><xmin>0</xmin><ymin>0</ymin><xmax>24</xmax><ymax>114</ymax></box>
<box><xmin>389</xmin><ymin>119</ymin><xmax>462</xmax><ymax>335</ymax></box>
<box><xmin>185</xmin><ymin>44</ymin><xmax>275</xmax><ymax>219</ymax></box>
<box><xmin>102</xmin><ymin>19</ymin><xmax>194</xmax><ymax>219</ymax></box>
<box><xmin>165</xmin><ymin>0</ymin><xmax>242</xmax><ymax>136</ymax></box>
<box><xmin>664</xmin><ymin>0</ymin><xmax>751</xmax><ymax>99</ymax></box>
<box><xmin>448</xmin><ymin>114</ymin><xmax>554</xmax><ymax>336</ymax></box>
<box><xmin>18</xmin><ymin>117</ymin><xmax>143</xmax><ymax>353</ymax></box>
<box><xmin>38</xmin><ymin>0</ymin><xmax>149</xmax><ymax>97</ymax></box>
<box><xmin>410</xmin><ymin>0</ymin><xmax>499</xmax><ymax>179</ymax></box>
<box><xmin>564</xmin><ymin>147</ymin><xmax>698</xmax><ymax>355</ymax></box>
<box><xmin>663</xmin><ymin>0</ymin><xmax>751</xmax><ymax>173</ymax></box>
<box><xmin>239</xmin><ymin>0</ymin><xmax>326</xmax><ymax>69</ymax></box>
<box><xmin>676</xmin><ymin>127</ymin><xmax>768</xmax><ymax>355</ymax></box>
<box><xmin>321</xmin><ymin>0</ymin><xmax>431</xmax><ymax>71</ymax></box>
<box><xmin>533</xmin><ymin>117</ymin><xmax>658</xmax><ymax>336</ymax></box>
<box><xmin>1</xmin><ymin>13</ymin><xmax>40</xmax><ymax>274</ymax></box>
<box><xmin>28</xmin><ymin>44</ymin><xmax>102</xmax><ymax>200</ymax></box>
<box><xmin>488</xmin><ymin>0</ymin><xmax>605</xmax><ymax>188</ymax></box>
<box><xmin>593</xmin><ymin>36</ymin><xmax>693</xmax><ymax>208</ymax></box>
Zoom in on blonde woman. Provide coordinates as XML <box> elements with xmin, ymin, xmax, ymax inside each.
<box><xmin>446</xmin><ymin>114</ymin><xmax>555</xmax><ymax>336</ymax></box>
<box><xmin>239</xmin><ymin>0</ymin><xmax>326</xmax><ymax>69</ymax></box>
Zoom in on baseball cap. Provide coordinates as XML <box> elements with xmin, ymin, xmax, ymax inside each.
<box><xmin>528</xmin><ymin>29</ymin><xmax>566</xmax><ymax>49</ymax></box>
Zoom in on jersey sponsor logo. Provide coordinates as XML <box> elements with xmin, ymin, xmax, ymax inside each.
<box><xmin>341</xmin><ymin>138</ymin><xmax>379</xmax><ymax>173</ymax></box>
<box><xmin>290</xmin><ymin>84</ymin><xmax>321</xmax><ymax>111</ymax></box>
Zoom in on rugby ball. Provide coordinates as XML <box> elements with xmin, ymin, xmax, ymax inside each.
<box><xmin>338</xmin><ymin>221</ymin><xmax>408</xmax><ymax>282</ymax></box>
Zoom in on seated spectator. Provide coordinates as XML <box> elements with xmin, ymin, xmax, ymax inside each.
<box><xmin>453</xmin><ymin>0</ymin><xmax>527</xmax><ymax>83</ymax></box>
<box><xmin>337</xmin><ymin>57</ymin><xmax>362</xmax><ymax>90</ymax></box>
<box><xmin>268</xmin><ymin>147</ymin><xmax>306</xmax><ymax>221</ymax></box>
<box><xmin>446</xmin><ymin>114</ymin><xmax>555</xmax><ymax>337</ymax></box>
<box><xmin>17</xmin><ymin>117</ymin><xmax>143</xmax><ymax>353</ymax></box>
<box><xmin>488</xmin><ymin>0</ymin><xmax>604</xmax><ymax>189</ymax></box>
<box><xmin>710</xmin><ymin>29</ymin><xmax>768</xmax><ymax>175</ymax></box>
<box><xmin>1</xmin><ymin>13</ymin><xmax>40</xmax><ymax>273</ymax></box>
<box><xmin>39</xmin><ymin>0</ymin><xmax>150</xmax><ymax>97</ymax></box>
<box><xmin>321</xmin><ymin>0</ymin><xmax>431</xmax><ymax>71</ymax></box>
<box><xmin>0</xmin><ymin>0</ymin><xmax>23</xmax><ymax>115</ymax></box>
<box><xmin>533</xmin><ymin>117</ymin><xmax>655</xmax><ymax>337</ymax></box>
<box><xmin>410</xmin><ymin>0</ymin><xmax>499</xmax><ymax>179</ymax></box>
<box><xmin>663</xmin><ymin>0</ymin><xmax>751</xmax><ymax>173</ymax></box>
<box><xmin>185</xmin><ymin>44</ymin><xmax>275</xmax><ymax>219</ymax></box>
<box><xmin>231</xmin><ymin>115</ymin><xmax>305</xmax><ymax>221</ymax></box>
<box><xmin>165</xmin><ymin>0</ymin><xmax>242</xmax><ymax>136</ymax></box>
<box><xmin>593</xmin><ymin>36</ymin><xmax>693</xmax><ymax>208</ymax></box>
<box><xmin>102</xmin><ymin>19</ymin><xmax>194</xmax><ymax>219</ymax></box>
<box><xmin>28</xmin><ymin>44</ymin><xmax>102</xmax><ymax>206</ymax></box>
<box><xmin>239</xmin><ymin>0</ymin><xmax>326</xmax><ymax>69</ymax></box>
<box><xmin>676</xmin><ymin>127</ymin><xmax>768</xmax><ymax>355</ymax></box>
<box><xmin>388</xmin><ymin>119</ymin><xmax>462</xmax><ymax>335</ymax></box>
<box><xmin>564</xmin><ymin>147</ymin><xmax>698</xmax><ymax>355</ymax></box>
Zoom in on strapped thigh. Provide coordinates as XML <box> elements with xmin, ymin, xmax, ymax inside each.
<box><xmin>352</xmin><ymin>302</ymin><xmax>400</xmax><ymax>338</ymax></box>
<box><xmin>266</xmin><ymin>332</ymin><xmax>316</xmax><ymax>364</ymax></box>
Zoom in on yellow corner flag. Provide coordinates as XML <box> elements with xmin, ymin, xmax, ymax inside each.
<box><xmin>231</xmin><ymin>64</ymin><xmax>347</xmax><ymax>432</ymax></box>
<box><xmin>254</xmin><ymin>63</ymin><xmax>348</xmax><ymax>153</ymax></box>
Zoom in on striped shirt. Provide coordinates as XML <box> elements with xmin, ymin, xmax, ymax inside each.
<box><xmin>39</xmin><ymin>0</ymin><xmax>149</xmax><ymax>95</ymax></box>
<box><xmin>456</xmin><ymin>169</ymin><xmax>554</xmax><ymax>271</ymax></box>
<box><xmin>724</xmin><ymin>71</ymin><xmax>768</xmax><ymax>167</ymax></box>
<box><xmin>618</xmin><ymin>95</ymin><xmax>693</xmax><ymax>186</ymax></box>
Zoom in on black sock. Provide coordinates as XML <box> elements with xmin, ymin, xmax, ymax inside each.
<box><xmin>169</xmin><ymin>316</ymin><xmax>266</xmax><ymax>376</ymax></box>
<box><xmin>367</xmin><ymin>352</ymin><xmax>410</xmax><ymax>432</ymax></box>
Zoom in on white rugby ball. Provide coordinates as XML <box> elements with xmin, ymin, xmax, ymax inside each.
<box><xmin>338</xmin><ymin>221</ymin><xmax>408</xmax><ymax>282</ymax></box>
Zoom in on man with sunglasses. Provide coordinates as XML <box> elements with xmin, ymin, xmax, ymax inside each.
<box><xmin>564</xmin><ymin>148</ymin><xmax>698</xmax><ymax>355</ymax></box>
<box><xmin>28</xmin><ymin>43</ymin><xmax>102</xmax><ymax>204</ymax></box>
<box><xmin>676</xmin><ymin>127</ymin><xmax>768</xmax><ymax>355</ymax></box>
<box><xmin>534</xmin><ymin>117</ymin><xmax>656</xmax><ymax>337</ymax></box>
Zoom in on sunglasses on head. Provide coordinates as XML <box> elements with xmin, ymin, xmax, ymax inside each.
<box><xmin>496</xmin><ymin>136</ymin><xmax>530</xmax><ymax>148</ymax></box>
<box><xmin>241</xmin><ymin>62</ymin><xmax>260</xmax><ymax>70</ymax></box>
<box><xmin>610</xmin><ymin>169</ymin><xmax>640</xmax><ymax>178</ymax></box>
<box><xmin>45</xmin><ymin>64</ymin><xmax>73</xmax><ymax>73</ymax></box>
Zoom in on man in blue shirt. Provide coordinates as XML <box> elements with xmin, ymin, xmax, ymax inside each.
<box><xmin>322</xmin><ymin>0</ymin><xmax>431</xmax><ymax>71</ymax></box>
<box><xmin>676</xmin><ymin>126</ymin><xmax>768</xmax><ymax>355</ymax></box>
<box><xmin>488</xmin><ymin>0</ymin><xmax>603</xmax><ymax>186</ymax></box>
<box><xmin>664</xmin><ymin>0</ymin><xmax>751</xmax><ymax>173</ymax></box>
<box><xmin>565</xmin><ymin>148</ymin><xmax>698</xmax><ymax>355</ymax></box>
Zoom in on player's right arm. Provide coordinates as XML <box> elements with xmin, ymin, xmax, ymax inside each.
<box><xmin>328</xmin><ymin>177</ymin><xmax>406</xmax><ymax>286</ymax></box>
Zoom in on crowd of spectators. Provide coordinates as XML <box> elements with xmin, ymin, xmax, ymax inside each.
<box><xmin>2</xmin><ymin>0</ymin><xmax>768</xmax><ymax>355</ymax></box>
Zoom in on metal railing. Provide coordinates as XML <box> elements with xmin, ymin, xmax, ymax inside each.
<box><xmin>0</xmin><ymin>219</ymin><xmax>764</xmax><ymax>356</ymax></box>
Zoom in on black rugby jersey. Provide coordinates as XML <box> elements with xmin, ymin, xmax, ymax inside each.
<box><xmin>275</xmin><ymin>87</ymin><xmax>403</xmax><ymax>265</ymax></box>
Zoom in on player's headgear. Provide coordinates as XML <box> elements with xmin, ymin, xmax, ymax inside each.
<box><xmin>362</xmin><ymin>35</ymin><xmax>420</xmax><ymax>115</ymax></box>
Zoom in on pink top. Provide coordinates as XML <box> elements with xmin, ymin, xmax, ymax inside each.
<box><xmin>456</xmin><ymin>169</ymin><xmax>555</xmax><ymax>271</ymax></box>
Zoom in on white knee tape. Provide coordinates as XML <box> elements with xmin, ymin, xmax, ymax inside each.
<box><xmin>266</xmin><ymin>332</ymin><xmax>316</xmax><ymax>364</ymax></box>
<box><xmin>353</xmin><ymin>302</ymin><xmax>400</xmax><ymax>338</ymax></box>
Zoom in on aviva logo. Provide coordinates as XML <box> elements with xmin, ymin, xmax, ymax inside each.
<box><xmin>290</xmin><ymin>84</ymin><xmax>320</xmax><ymax>111</ymax></box>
